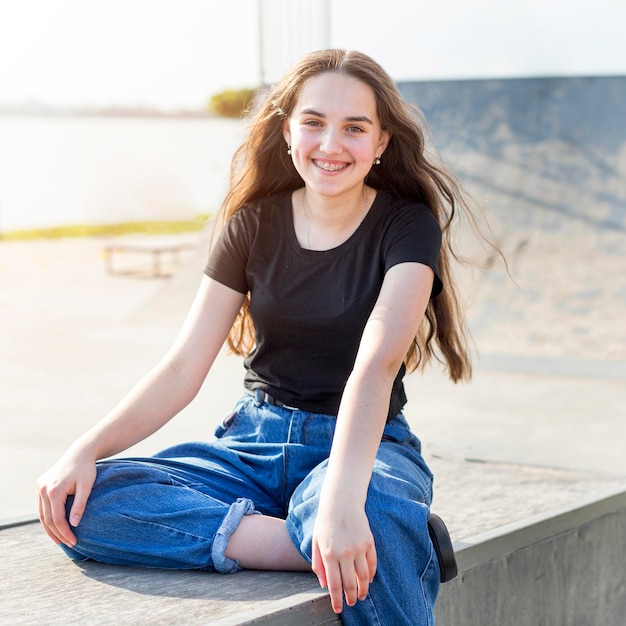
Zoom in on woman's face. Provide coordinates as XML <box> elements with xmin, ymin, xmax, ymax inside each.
<box><xmin>283</xmin><ymin>72</ymin><xmax>390</xmax><ymax>200</ymax></box>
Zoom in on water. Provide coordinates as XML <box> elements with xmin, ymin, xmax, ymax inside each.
<box><xmin>0</xmin><ymin>115</ymin><xmax>246</xmax><ymax>233</ymax></box>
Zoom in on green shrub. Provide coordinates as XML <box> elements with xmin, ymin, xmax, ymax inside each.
<box><xmin>208</xmin><ymin>88</ymin><xmax>258</xmax><ymax>118</ymax></box>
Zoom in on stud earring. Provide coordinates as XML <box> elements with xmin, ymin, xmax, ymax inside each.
<box><xmin>373</xmin><ymin>156</ymin><xmax>381</xmax><ymax>165</ymax></box>
<box><xmin>287</xmin><ymin>145</ymin><xmax>292</xmax><ymax>156</ymax></box>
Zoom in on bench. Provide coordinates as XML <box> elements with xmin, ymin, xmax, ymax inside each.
<box><xmin>3</xmin><ymin>485</ymin><xmax>625</xmax><ymax>625</ymax></box>
<box><xmin>103</xmin><ymin>236</ymin><xmax>199</xmax><ymax>277</ymax></box>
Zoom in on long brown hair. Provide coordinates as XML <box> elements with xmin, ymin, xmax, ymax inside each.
<box><xmin>216</xmin><ymin>49</ymin><xmax>478</xmax><ymax>383</ymax></box>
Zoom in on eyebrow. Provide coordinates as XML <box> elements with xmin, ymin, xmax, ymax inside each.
<box><xmin>299</xmin><ymin>108</ymin><xmax>374</xmax><ymax>125</ymax></box>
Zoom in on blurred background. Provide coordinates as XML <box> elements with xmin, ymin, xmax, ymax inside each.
<box><xmin>0</xmin><ymin>0</ymin><xmax>625</xmax><ymax>521</ymax></box>
<box><xmin>1</xmin><ymin>0</ymin><xmax>625</xmax><ymax>234</ymax></box>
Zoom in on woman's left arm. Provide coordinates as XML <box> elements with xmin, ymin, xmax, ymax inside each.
<box><xmin>312</xmin><ymin>261</ymin><xmax>435</xmax><ymax>614</ymax></box>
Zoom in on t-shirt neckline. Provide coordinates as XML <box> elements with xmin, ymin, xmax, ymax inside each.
<box><xmin>283</xmin><ymin>189</ymin><xmax>382</xmax><ymax>257</ymax></box>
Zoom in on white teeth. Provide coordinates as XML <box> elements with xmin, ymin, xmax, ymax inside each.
<box><xmin>314</xmin><ymin>160</ymin><xmax>347</xmax><ymax>171</ymax></box>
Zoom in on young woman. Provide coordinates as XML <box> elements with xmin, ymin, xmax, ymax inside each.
<box><xmin>37</xmin><ymin>49</ymin><xmax>474</xmax><ymax>624</ymax></box>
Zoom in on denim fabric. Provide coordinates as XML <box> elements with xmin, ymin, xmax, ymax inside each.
<box><xmin>287</xmin><ymin>415</ymin><xmax>439</xmax><ymax>625</ymax></box>
<box><xmin>61</xmin><ymin>395</ymin><xmax>439</xmax><ymax>624</ymax></box>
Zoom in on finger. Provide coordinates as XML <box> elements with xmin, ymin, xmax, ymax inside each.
<box><xmin>44</xmin><ymin>484</ymin><xmax>77</xmax><ymax>547</ymax></box>
<box><xmin>311</xmin><ymin>540</ymin><xmax>327</xmax><ymax>589</ymax></box>
<box><xmin>354</xmin><ymin>552</ymin><xmax>372</xmax><ymax>601</ymax></box>
<box><xmin>366</xmin><ymin>542</ymin><xmax>377</xmax><ymax>583</ymax></box>
<box><xmin>339</xmin><ymin>559</ymin><xmax>359</xmax><ymax>608</ymax></box>
<box><xmin>37</xmin><ymin>489</ymin><xmax>62</xmax><ymax>545</ymax></box>
<box><xmin>325</xmin><ymin>561</ymin><xmax>345</xmax><ymax>614</ymax></box>
<box><xmin>69</xmin><ymin>481</ymin><xmax>90</xmax><ymax>528</ymax></box>
<box><xmin>51</xmin><ymin>496</ymin><xmax>77</xmax><ymax>547</ymax></box>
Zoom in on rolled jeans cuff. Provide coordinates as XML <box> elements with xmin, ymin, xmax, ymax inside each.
<box><xmin>212</xmin><ymin>497</ymin><xmax>259</xmax><ymax>573</ymax></box>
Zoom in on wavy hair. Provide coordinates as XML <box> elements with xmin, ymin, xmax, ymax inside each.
<box><xmin>216</xmin><ymin>49</ymin><xmax>479</xmax><ymax>383</ymax></box>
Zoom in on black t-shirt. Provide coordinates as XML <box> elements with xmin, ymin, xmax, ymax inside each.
<box><xmin>204</xmin><ymin>189</ymin><xmax>442</xmax><ymax>419</ymax></box>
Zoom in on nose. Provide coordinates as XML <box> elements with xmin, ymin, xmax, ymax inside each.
<box><xmin>319</xmin><ymin>127</ymin><xmax>341</xmax><ymax>155</ymax></box>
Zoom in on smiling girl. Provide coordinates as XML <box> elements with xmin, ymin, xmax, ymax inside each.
<box><xmin>38</xmin><ymin>50</ymin><xmax>473</xmax><ymax>625</ymax></box>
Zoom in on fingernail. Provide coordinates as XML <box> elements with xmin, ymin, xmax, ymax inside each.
<box><xmin>70</xmin><ymin>515</ymin><xmax>80</xmax><ymax>526</ymax></box>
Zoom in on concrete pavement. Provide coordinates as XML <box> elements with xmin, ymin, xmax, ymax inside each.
<box><xmin>1</xmin><ymin>232</ymin><xmax>624</xmax><ymax>541</ymax></box>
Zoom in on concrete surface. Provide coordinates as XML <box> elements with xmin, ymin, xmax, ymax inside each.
<box><xmin>435</xmin><ymin>488</ymin><xmax>626</xmax><ymax>626</ymax></box>
<box><xmin>0</xmin><ymin>519</ymin><xmax>334</xmax><ymax>626</ymax></box>
<box><xmin>3</xmin><ymin>483</ymin><xmax>625</xmax><ymax>624</ymax></box>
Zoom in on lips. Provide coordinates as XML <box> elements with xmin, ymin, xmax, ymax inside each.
<box><xmin>313</xmin><ymin>159</ymin><xmax>349</xmax><ymax>172</ymax></box>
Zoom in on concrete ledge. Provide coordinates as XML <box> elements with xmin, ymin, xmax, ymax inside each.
<box><xmin>3</xmin><ymin>487</ymin><xmax>625</xmax><ymax>624</ymax></box>
<box><xmin>436</xmin><ymin>487</ymin><xmax>626</xmax><ymax>625</ymax></box>
<box><xmin>453</xmin><ymin>485</ymin><xmax>626</xmax><ymax>571</ymax></box>
<box><xmin>0</xmin><ymin>519</ymin><xmax>337</xmax><ymax>625</ymax></box>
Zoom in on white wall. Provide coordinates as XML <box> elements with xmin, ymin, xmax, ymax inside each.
<box><xmin>261</xmin><ymin>0</ymin><xmax>626</xmax><ymax>84</ymax></box>
<box><xmin>2</xmin><ymin>1</ymin><xmax>624</xmax><ymax>110</ymax></box>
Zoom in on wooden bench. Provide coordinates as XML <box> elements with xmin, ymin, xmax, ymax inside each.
<box><xmin>103</xmin><ymin>236</ymin><xmax>199</xmax><ymax>277</ymax></box>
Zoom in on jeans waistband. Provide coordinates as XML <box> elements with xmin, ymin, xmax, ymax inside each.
<box><xmin>248</xmin><ymin>388</ymin><xmax>302</xmax><ymax>411</ymax></box>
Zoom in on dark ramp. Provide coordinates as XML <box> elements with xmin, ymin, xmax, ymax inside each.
<box><xmin>399</xmin><ymin>75</ymin><xmax>626</xmax><ymax>231</ymax></box>
<box><xmin>398</xmin><ymin>76</ymin><xmax>626</xmax><ymax>364</ymax></box>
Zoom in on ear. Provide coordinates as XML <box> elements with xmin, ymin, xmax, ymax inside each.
<box><xmin>377</xmin><ymin>129</ymin><xmax>391</xmax><ymax>157</ymax></box>
<box><xmin>282</xmin><ymin>120</ymin><xmax>292</xmax><ymax>147</ymax></box>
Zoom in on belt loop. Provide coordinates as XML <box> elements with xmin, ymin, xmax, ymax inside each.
<box><xmin>254</xmin><ymin>388</ymin><xmax>264</xmax><ymax>406</ymax></box>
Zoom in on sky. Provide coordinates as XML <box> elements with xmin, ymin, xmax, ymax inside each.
<box><xmin>1</xmin><ymin>0</ymin><xmax>625</xmax><ymax>110</ymax></box>
<box><xmin>0</xmin><ymin>0</ymin><xmax>260</xmax><ymax>109</ymax></box>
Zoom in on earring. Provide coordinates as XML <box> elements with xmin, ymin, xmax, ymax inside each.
<box><xmin>287</xmin><ymin>145</ymin><xmax>292</xmax><ymax>156</ymax></box>
<box><xmin>373</xmin><ymin>156</ymin><xmax>381</xmax><ymax>165</ymax></box>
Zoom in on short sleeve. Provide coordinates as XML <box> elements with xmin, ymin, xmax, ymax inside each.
<box><xmin>382</xmin><ymin>204</ymin><xmax>443</xmax><ymax>297</ymax></box>
<box><xmin>204</xmin><ymin>207</ymin><xmax>257</xmax><ymax>294</ymax></box>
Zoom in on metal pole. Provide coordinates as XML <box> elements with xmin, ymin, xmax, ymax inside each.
<box><xmin>258</xmin><ymin>0</ymin><xmax>266</xmax><ymax>86</ymax></box>
<box><xmin>324</xmin><ymin>0</ymin><xmax>331</xmax><ymax>48</ymax></box>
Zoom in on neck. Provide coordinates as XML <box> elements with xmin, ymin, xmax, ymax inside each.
<box><xmin>303</xmin><ymin>185</ymin><xmax>371</xmax><ymax>228</ymax></box>
<box><xmin>299</xmin><ymin>185</ymin><xmax>373</xmax><ymax>250</ymax></box>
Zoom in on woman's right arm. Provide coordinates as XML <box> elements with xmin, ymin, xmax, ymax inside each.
<box><xmin>36</xmin><ymin>275</ymin><xmax>245</xmax><ymax>547</ymax></box>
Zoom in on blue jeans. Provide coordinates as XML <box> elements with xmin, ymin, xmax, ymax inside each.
<box><xmin>62</xmin><ymin>395</ymin><xmax>440</xmax><ymax>625</ymax></box>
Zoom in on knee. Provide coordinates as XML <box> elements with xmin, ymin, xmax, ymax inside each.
<box><xmin>365</xmin><ymin>484</ymin><xmax>431</xmax><ymax>536</ymax></box>
<box><xmin>371</xmin><ymin>445</ymin><xmax>433</xmax><ymax>505</ymax></box>
<box><xmin>65</xmin><ymin>460</ymin><xmax>171</xmax><ymax>533</ymax></box>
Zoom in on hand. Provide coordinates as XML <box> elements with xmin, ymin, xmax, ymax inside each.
<box><xmin>311</xmin><ymin>497</ymin><xmax>377</xmax><ymax>614</ymax></box>
<box><xmin>36</xmin><ymin>451</ymin><xmax>97</xmax><ymax>548</ymax></box>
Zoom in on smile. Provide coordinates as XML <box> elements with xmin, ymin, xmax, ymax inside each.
<box><xmin>313</xmin><ymin>159</ymin><xmax>348</xmax><ymax>172</ymax></box>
